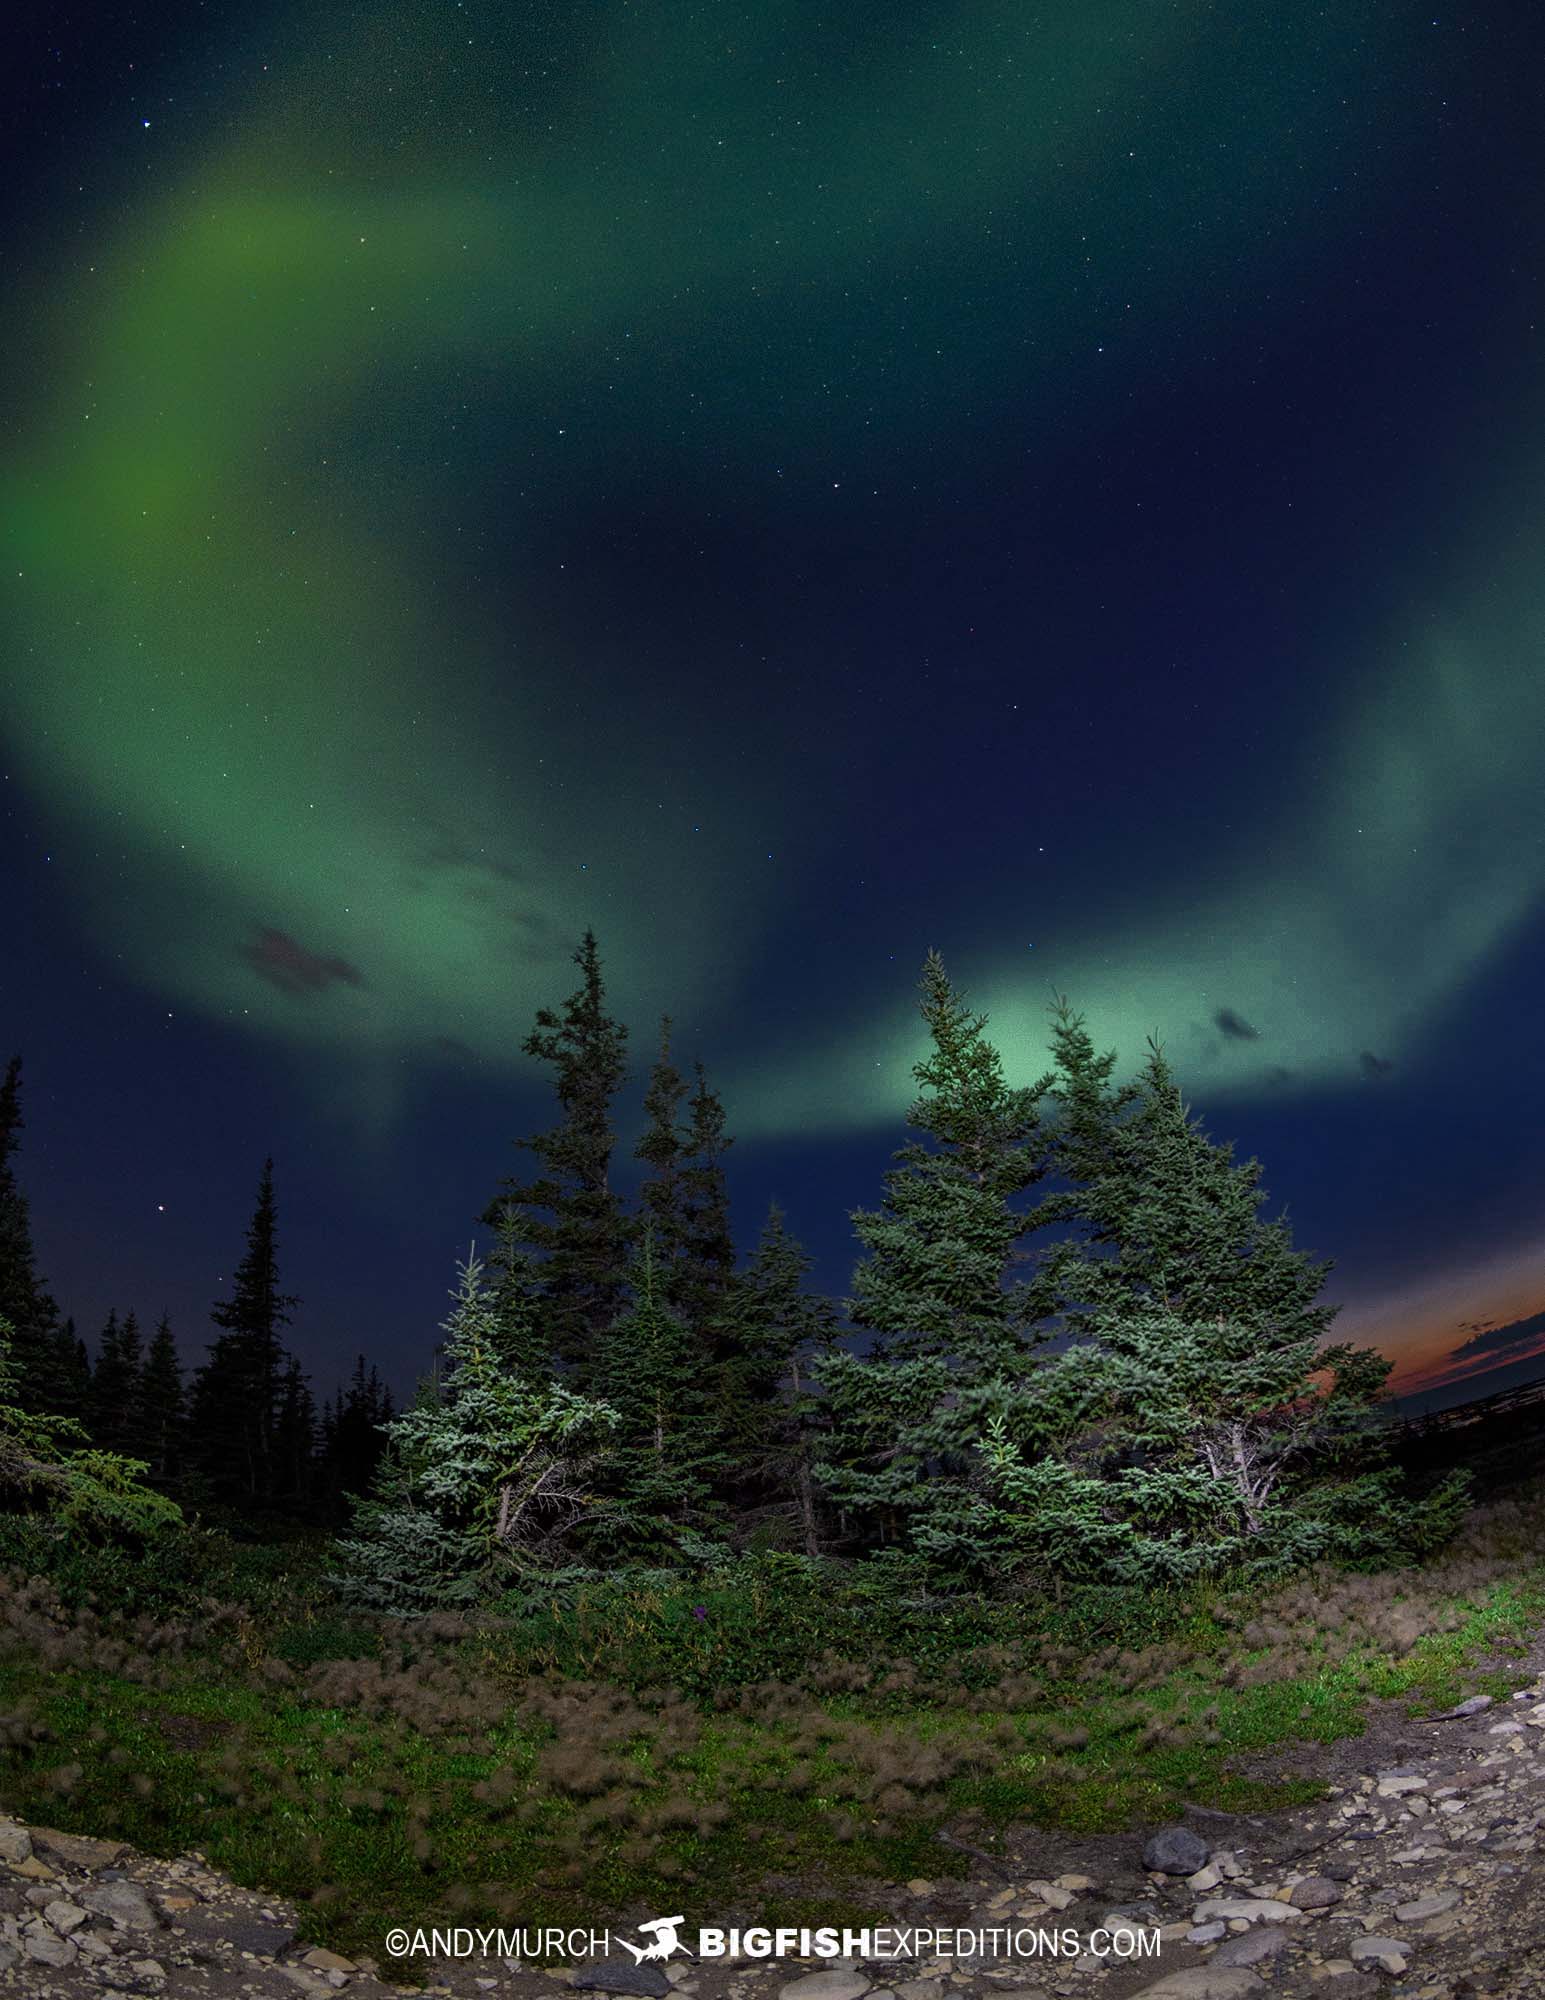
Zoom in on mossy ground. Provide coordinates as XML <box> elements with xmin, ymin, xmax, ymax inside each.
<box><xmin>0</xmin><ymin>1494</ymin><xmax>1540</xmax><ymax>1967</ymax></box>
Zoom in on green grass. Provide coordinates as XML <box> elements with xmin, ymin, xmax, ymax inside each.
<box><xmin>0</xmin><ymin>1551</ymin><xmax>1538</xmax><ymax>1966</ymax></box>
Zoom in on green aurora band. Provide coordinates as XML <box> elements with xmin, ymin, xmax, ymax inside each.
<box><xmin>5</xmin><ymin>2</ymin><xmax>1539</xmax><ymax>1136</ymax></box>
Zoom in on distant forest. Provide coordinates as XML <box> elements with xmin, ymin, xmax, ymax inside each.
<box><xmin>0</xmin><ymin>935</ymin><xmax>1466</xmax><ymax>1606</ymax></box>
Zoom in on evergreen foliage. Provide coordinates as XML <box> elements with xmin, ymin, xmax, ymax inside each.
<box><xmin>189</xmin><ymin>1158</ymin><xmax>300</xmax><ymax>1509</ymax></box>
<box><xmin>0</xmin><ymin>1057</ymin><xmax>64</xmax><ymax>1414</ymax></box>
<box><xmin>589</xmin><ymin>1222</ymin><xmax>722</xmax><ymax>1557</ymax></box>
<box><xmin>88</xmin><ymin>1308</ymin><xmax>145</xmax><ymax>1455</ymax></box>
<box><xmin>137</xmin><ymin>1314</ymin><xmax>187</xmax><ymax>1490</ymax></box>
<box><xmin>480</xmin><ymin>930</ymin><xmax>632</xmax><ymax>1374</ymax></box>
<box><xmin>334</xmin><ymin>1250</ymin><xmax>618</xmax><ymax>1613</ymax></box>
<box><xmin>817</xmin><ymin>951</ymin><xmax>1056</xmax><ymax>1559</ymax></box>
<box><xmin>0</xmin><ymin>1313</ymin><xmax>181</xmax><ymax>1541</ymax></box>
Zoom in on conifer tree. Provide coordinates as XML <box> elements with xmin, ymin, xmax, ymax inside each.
<box><xmin>480</xmin><ymin>931</ymin><xmax>632</xmax><ymax>1375</ymax></box>
<box><xmin>137</xmin><ymin>1314</ymin><xmax>186</xmax><ymax>1490</ymax></box>
<box><xmin>817</xmin><ymin>952</ymin><xmax>1056</xmax><ymax>1560</ymax></box>
<box><xmin>711</xmin><ymin>1203</ymin><xmax>838</xmax><ymax>1552</ymax></box>
<box><xmin>678</xmin><ymin>1061</ymin><xmax>737</xmax><ymax>1338</ymax></box>
<box><xmin>635</xmin><ymin>1017</ymin><xmax>692</xmax><ymax>1297</ymax></box>
<box><xmin>590</xmin><ymin>1222</ymin><xmax>721</xmax><ymax>1556</ymax></box>
<box><xmin>190</xmin><ymin>1158</ymin><xmax>299</xmax><ymax>1508</ymax></box>
<box><xmin>982</xmin><ymin>1034</ymin><xmax>1461</xmax><ymax>1576</ymax></box>
<box><xmin>273</xmin><ymin>1356</ymin><xmax>318</xmax><ymax>1514</ymax></box>
<box><xmin>334</xmin><ymin>1250</ymin><xmax>617</xmax><ymax>1612</ymax></box>
<box><xmin>0</xmin><ymin>1057</ymin><xmax>63</xmax><ymax>1413</ymax></box>
<box><xmin>89</xmin><ymin>1308</ymin><xmax>145</xmax><ymax>1455</ymax></box>
<box><xmin>485</xmin><ymin>1203</ymin><xmax>558</xmax><ymax>1382</ymax></box>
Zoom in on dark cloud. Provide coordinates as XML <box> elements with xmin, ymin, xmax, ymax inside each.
<box><xmin>1448</xmin><ymin>1308</ymin><xmax>1545</xmax><ymax>1362</ymax></box>
<box><xmin>1214</xmin><ymin>1008</ymin><xmax>1259</xmax><ymax>1041</ymax></box>
<box><xmin>1359</xmin><ymin>1050</ymin><xmax>1394</xmax><ymax>1079</ymax></box>
<box><xmin>243</xmin><ymin>927</ymin><xmax>364</xmax><ymax>997</ymax></box>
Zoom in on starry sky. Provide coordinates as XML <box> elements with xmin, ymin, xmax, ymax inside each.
<box><xmin>4</xmin><ymin>1</ymin><xmax>1544</xmax><ymax>1414</ymax></box>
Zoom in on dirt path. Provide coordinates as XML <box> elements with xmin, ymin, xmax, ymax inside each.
<box><xmin>5</xmin><ymin>1638</ymin><xmax>1543</xmax><ymax>2000</ymax></box>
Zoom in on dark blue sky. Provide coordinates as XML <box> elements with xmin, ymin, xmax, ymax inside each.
<box><xmin>5</xmin><ymin>1</ymin><xmax>1545</xmax><ymax>1410</ymax></box>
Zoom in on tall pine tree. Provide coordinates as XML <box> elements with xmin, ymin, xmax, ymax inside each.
<box><xmin>480</xmin><ymin>931</ymin><xmax>632</xmax><ymax>1376</ymax></box>
<box><xmin>190</xmin><ymin>1158</ymin><xmax>299</xmax><ymax>1509</ymax></box>
<box><xmin>0</xmin><ymin>1057</ymin><xmax>64</xmax><ymax>1414</ymax></box>
<box><xmin>88</xmin><ymin>1308</ymin><xmax>145</xmax><ymax>1455</ymax></box>
<box><xmin>138</xmin><ymin>1313</ymin><xmax>186</xmax><ymax>1490</ymax></box>
<box><xmin>817</xmin><ymin>952</ymin><xmax>1057</xmax><ymax>1563</ymax></box>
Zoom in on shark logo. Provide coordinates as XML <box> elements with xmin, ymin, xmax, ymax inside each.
<box><xmin>619</xmin><ymin>1916</ymin><xmax>688</xmax><ymax>1964</ymax></box>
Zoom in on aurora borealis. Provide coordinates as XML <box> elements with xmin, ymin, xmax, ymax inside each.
<box><xmin>6</xmin><ymin>1</ymin><xmax>1545</xmax><ymax>1405</ymax></box>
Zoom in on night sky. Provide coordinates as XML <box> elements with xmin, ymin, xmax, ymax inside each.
<box><xmin>5</xmin><ymin>2</ymin><xmax>1544</xmax><ymax>1415</ymax></box>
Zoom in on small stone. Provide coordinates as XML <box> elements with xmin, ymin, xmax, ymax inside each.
<box><xmin>1186</xmin><ymin>1866</ymin><xmax>1222</xmax><ymax>1893</ymax></box>
<box><xmin>894</xmin><ymin>1983</ymin><xmax>944</xmax><ymax>2000</ymax></box>
<box><xmin>1143</xmin><ymin>1826</ymin><xmax>1211</xmax><ymax>1875</ymax></box>
<box><xmin>129</xmin><ymin>1961</ymin><xmax>168</xmax><ymax>1986</ymax></box>
<box><xmin>44</xmin><ymin>1899</ymin><xmax>89</xmax><ymax>1933</ymax></box>
<box><xmin>1431</xmin><ymin>1695</ymin><xmax>1492</xmax><ymax>1719</ymax></box>
<box><xmin>1348</xmin><ymin>1937</ymin><xmax>1409</xmax><ymax>1975</ymax></box>
<box><xmin>778</xmin><ymin>1976</ymin><xmax>870</xmax><ymax>2000</ymax></box>
<box><xmin>1212</xmin><ymin>1930</ymin><xmax>1288</xmax><ymax>1969</ymax></box>
<box><xmin>573</xmin><ymin>1966</ymin><xmax>675</xmax><ymax>2000</ymax></box>
<box><xmin>304</xmin><ymin>1948</ymin><xmax>359</xmax><ymax>1972</ymax></box>
<box><xmin>1055</xmin><ymin>1874</ymin><xmax>1096</xmax><ymax>1892</ymax></box>
<box><xmin>1289</xmin><ymin>1878</ymin><xmax>1343</xmax><ymax>1910</ymax></box>
<box><xmin>1192</xmin><ymin>1899</ymin><xmax>1300</xmax><ymax>1926</ymax></box>
<box><xmin>12</xmin><ymin>1854</ymin><xmax>54</xmax><ymax>1880</ymax></box>
<box><xmin>23</xmin><ymin>1930</ymin><xmax>79</xmax><ymax>1966</ymax></box>
<box><xmin>32</xmin><ymin>1828</ymin><xmax>128</xmax><ymax>1870</ymax></box>
<box><xmin>0</xmin><ymin>1821</ymin><xmax>32</xmax><ymax>1865</ymax></box>
<box><xmin>905</xmin><ymin>1878</ymin><xmax>936</xmax><ymax>1897</ymax></box>
<box><xmin>1022</xmin><ymin>1881</ymin><xmax>1073</xmax><ymax>1910</ymax></box>
<box><xmin>80</xmin><ymin>1880</ymin><xmax>161</xmax><ymax>1932</ymax></box>
<box><xmin>1187</xmin><ymin>1925</ymin><xmax>1226</xmax><ymax>1944</ymax></box>
<box><xmin>1393</xmin><ymin>1894</ymin><xmax>1458</xmax><ymax>1923</ymax></box>
<box><xmin>1375</xmin><ymin>1774</ymin><xmax>1428</xmax><ymax>1799</ymax></box>
<box><xmin>158</xmin><ymin>1895</ymin><xmax>197</xmax><ymax>1913</ymax></box>
<box><xmin>1126</xmin><ymin>1970</ymin><xmax>1264</xmax><ymax>1997</ymax></box>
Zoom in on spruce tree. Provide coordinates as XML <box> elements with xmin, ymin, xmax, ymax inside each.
<box><xmin>333</xmin><ymin>1251</ymin><xmax>617</xmax><ymax>1612</ymax></box>
<box><xmin>190</xmin><ymin>1158</ymin><xmax>298</xmax><ymax>1508</ymax></box>
<box><xmin>817</xmin><ymin>952</ymin><xmax>1056</xmax><ymax>1562</ymax></box>
<box><xmin>711</xmin><ymin>1203</ymin><xmax>838</xmax><ymax>1552</ymax></box>
<box><xmin>982</xmin><ymin>1035</ymin><xmax>1459</xmax><ymax>1576</ymax></box>
<box><xmin>273</xmin><ymin>1357</ymin><xmax>318</xmax><ymax>1515</ymax></box>
<box><xmin>480</xmin><ymin>931</ymin><xmax>632</xmax><ymax>1375</ymax></box>
<box><xmin>678</xmin><ymin>1061</ymin><xmax>737</xmax><ymax>1339</ymax></box>
<box><xmin>635</xmin><ymin>1017</ymin><xmax>692</xmax><ymax>1300</ymax></box>
<box><xmin>0</xmin><ymin>1057</ymin><xmax>63</xmax><ymax>1413</ymax></box>
<box><xmin>89</xmin><ymin>1309</ymin><xmax>145</xmax><ymax>1455</ymax></box>
<box><xmin>138</xmin><ymin>1314</ymin><xmax>186</xmax><ymax>1490</ymax></box>
<box><xmin>590</xmin><ymin>1222</ymin><xmax>721</xmax><ymax>1557</ymax></box>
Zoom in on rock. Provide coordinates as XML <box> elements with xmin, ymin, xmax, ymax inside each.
<box><xmin>1022</xmin><ymin>1881</ymin><xmax>1074</xmax><ymax>1909</ymax></box>
<box><xmin>0</xmin><ymin>1821</ymin><xmax>32</xmax><ymax>1864</ymax></box>
<box><xmin>905</xmin><ymin>1878</ymin><xmax>935</xmax><ymax>1896</ymax></box>
<box><xmin>778</xmin><ymin>1976</ymin><xmax>871</xmax><ymax>2000</ymax></box>
<box><xmin>1186</xmin><ymin>1865</ymin><xmax>1222</xmax><ymax>1893</ymax></box>
<box><xmin>177</xmin><ymin>1910</ymin><xmax>298</xmax><ymax>1955</ymax></box>
<box><xmin>1393</xmin><ymin>1893</ymin><xmax>1459</xmax><ymax>1922</ymax></box>
<box><xmin>894</xmin><ymin>1983</ymin><xmax>943</xmax><ymax>2000</ymax></box>
<box><xmin>573</xmin><ymin>1964</ymin><xmax>674</xmax><ymax>1999</ymax></box>
<box><xmin>0</xmin><ymin>1941</ymin><xmax>16</xmax><ymax>1972</ymax></box>
<box><xmin>1055</xmin><ymin>1873</ymin><xmax>1096</xmax><ymax>1891</ymax></box>
<box><xmin>80</xmin><ymin>1879</ymin><xmax>162</xmax><ymax>1931</ymax></box>
<box><xmin>1192</xmin><ymin>1899</ymin><xmax>1301</xmax><ymax>1926</ymax></box>
<box><xmin>23</xmin><ymin>1930</ymin><xmax>79</xmax><ymax>1966</ymax></box>
<box><xmin>1376</xmin><ymin>1773</ymin><xmax>1428</xmax><ymax>1799</ymax></box>
<box><xmin>1289</xmin><ymin>1877</ymin><xmax>1344</xmax><ymax>1910</ymax></box>
<box><xmin>44</xmin><ymin>1899</ymin><xmax>89</xmax><ymax>1932</ymax></box>
<box><xmin>12</xmin><ymin>1854</ymin><xmax>54</xmax><ymax>1879</ymax></box>
<box><xmin>128</xmin><ymin>1962</ymin><xmax>168</xmax><ymax>1987</ymax></box>
<box><xmin>304</xmin><ymin>1947</ymin><xmax>359</xmax><ymax>1971</ymax></box>
<box><xmin>1187</xmin><ymin>1924</ymin><xmax>1226</xmax><ymax>1944</ymax></box>
<box><xmin>1144</xmin><ymin>1825</ymin><xmax>1211</xmax><ymax>1875</ymax></box>
<box><xmin>1128</xmin><ymin>1970</ymin><xmax>1264</xmax><ymax>1998</ymax></box>
<box><xmin>1348</xmin><ymin>1937</ymin><xmax>1410</xmax><ymax>1975</ymax></box>
<box><xmin>32</xmin><ymin>1827</ymin><xmax>128</xmax><ymax>1869</ymax></box>
<box><xmin>1212</xmin><ymin>1929</ymin><xmax>1288</xmax><ymax>1968</ymax></box>
<box><xmin>1430</xmin><ymin>1695</ymin><xmax>1493</xmax><ymax>1719</ymax></box>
